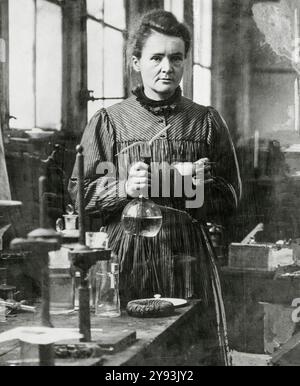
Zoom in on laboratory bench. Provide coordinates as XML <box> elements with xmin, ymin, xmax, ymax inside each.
<box><xmin>0</xmin><ymin>300</ymin><xmax>209</xmax><ymax>366</ymax></box>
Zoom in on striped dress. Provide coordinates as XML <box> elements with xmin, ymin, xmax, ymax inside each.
<box><xmin>69</xmin><ymin>91</ymin><xmax>241</xmax><ymax>365</ymax></box>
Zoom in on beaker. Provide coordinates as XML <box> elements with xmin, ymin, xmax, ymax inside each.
<box><xmin>95</xmin><ymin>261</ymin><xmax>120</xmax><ymax>317</ymax></box>
<box><xmin>49</xmin><ymin>268</ymin><xmax>74</xmax><ymax>312</ymax></box>
<box><xmin>63</xmin><ymin>214</ymin><xmax>78</xmax><ymax>231</ymax></box>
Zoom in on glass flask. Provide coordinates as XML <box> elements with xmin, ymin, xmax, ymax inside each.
<box><xmin>121</xmin><ymin>195</ymin><xmax>162</xmax><ymax>238</ymax></box>
<box><xmin>95</xmin><ymin>261</ymin><xmax>121</xmax><ymax>317</ymax></box>
<box><xmin>120</xmin><ymin>142</ymin><xmax>163</xmax><ymax>237</ymax></box>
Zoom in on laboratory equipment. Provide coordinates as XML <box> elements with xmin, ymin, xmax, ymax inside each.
<box><xmin>121</xmin><ymin>143</ymin><xmax>162</xmax><ymax>238</ymax></box>
<box><xmin>68</xmin><ymin>145</ymin><xmax>111</xmax><ymax>342</ymax></box>
<box><xmin>95</xmin><ymin>261</ymin><xmax>120</xmax><ymax>317</ymax></box>
<box><xmin>10</xmin><ymin>176</ymin><xmax>62</xmax><ymax>366</ymax></box>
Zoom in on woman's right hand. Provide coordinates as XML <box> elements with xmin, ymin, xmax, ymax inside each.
<box><xmin>125</xmin><ymin>161</ymin><xmax>150</xmax><ymax>198</ymax></box>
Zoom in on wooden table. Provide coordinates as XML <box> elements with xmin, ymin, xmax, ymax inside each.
<box><xmin>0</xmin><ymin>300</ymin><xmax>205</xmax><ymax>366</ymax></box>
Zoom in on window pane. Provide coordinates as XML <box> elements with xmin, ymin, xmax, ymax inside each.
<box><xmin>193</xmin><ymin>65</ymin><xmax>211</xmax><ymax>106</ymax></box>
<box><xmin>9</xmin><ymin>0</ymin><xmax>35</xmax><ymax>129</ymax></box>
<box><xmin>164</xmin><ymin>0</ymin><xmax>184</xmax><ymax>22</ymax></box>
<box><xmin>88</xmin><ymin>100</ymin><xmax>104</xmax><ymax>121</ymax></box>
<box><xmin>104</xmin><ymin>0</ymin><xmax>125</xmax><ymax>29</ymax></box>
<box><xmin>87</xmin><ymin>19</ymin><xmax>104</xmax><ymax>99</ymax></box>
<box><xmin>193</xmin><ymin>0</ymin><xmax>212</xmax><ymax>68</ymax></box>
<box><xmin>104</xmin><ymin>28</ymin><xmax>124</xmax><ymax>98</ymax></box>
<box><xmin>164</xmin><ymin>0</ymin><xmax>172</xmax><ymax>12</ymax></box>
<box><xmin>87</xmin><ymin>0</ymin><xmax>104</xmax><ymax>19</ymax></box>
<box><xmin>103</xmin><ymin>99</ymin><xmax>123</xmax><ymax>108</ymax></box>
<box><xmin>36</xmin><ymin>0</ymin><xmax>62</xmax><ymax>129</ymax></box>
<box><xmin>88</xmin><ymin>99</ymin><xmax>123</xmax><ymax>121</ymax></box>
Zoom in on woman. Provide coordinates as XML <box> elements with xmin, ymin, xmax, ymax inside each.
<box><xmin>69</xmin><ymin>10</ymin><xmax>241</xmax><ymax>365</ymax></box>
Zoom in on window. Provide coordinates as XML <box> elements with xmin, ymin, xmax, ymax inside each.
<box><xmin>164</xmin><ymin>0</ymin><xmax>184</xmax><ymax>22</ymax></box>
<box><xmin>193</xmin><ymin>0</ymin><xmax>212</xmax><ymax>106</ymax></box>
<box><xmin>9</xmin><ymin>0</ymin><xmax>63</xmax><ymax>130</ymax></box>
<box><xmin>86</xmin><ymin>0</ymin><xmax>126</xmax><ymax>120</ymax></box>
<box><xmin>164</xmin><ymin>0</ymin><xmax>212</xmax><ymax>106</ymax></box>
<box><xmin>7</xmin><ymin>0</ymin><xmax>127</xmax><ymax>130</ymax></box>
<box><xmin>164</xmin><ymin>0</ymin><xmax>184</xmax><ymax>91</ymax></box>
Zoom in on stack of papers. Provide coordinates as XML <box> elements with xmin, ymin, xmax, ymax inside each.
<box><xmin>0</xmin><ymin>327</ymin><xmax>82</xmax><ymax>345</ymax></box>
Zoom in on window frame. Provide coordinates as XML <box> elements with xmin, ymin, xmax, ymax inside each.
<box><xmin>1</xmin><ymin>0</ymin><xmax>128</xmax><ymax>136</ymax></box>
<box><xmin>0</xmin><ymin>0</ymin><xmax>9</xmax><ymax>133</ymax></box>
<box><xmin>85</xmin><ymin>0</ymin><xmax>128</xmax><ymax>119</ymax></box>
<box><xmin>164</xmin><ymin>0</ymin><xmax>213</xmax><ymax>104</ymax></box>
<box><xmin>192</xmin><ymin>0</ymin><xmax>212</xmax><ymax>106</ymax></box>
<box><xmin>7</xmin><ymin>0</ymin><xmax>64</xmax><ymax>132</ymax></box>
<box><xmin>1</xmin><ymin>0</ymin><xmax>214</xmax><ymax>136</ymax></box>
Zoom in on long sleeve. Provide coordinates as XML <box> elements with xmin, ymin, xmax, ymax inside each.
<box><xmin>202</xmin><ymin>107</ymin><xmax>242</xmax><ymax>223</ymax></box>
<box><xmin>68</xmin><ymin>108</ymin><xmax>130</xmax><ymax>219</ymax></box>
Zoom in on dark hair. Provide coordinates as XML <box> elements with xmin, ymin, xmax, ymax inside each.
<box><xmin>130</xmin><ymin>10</ymin><xmax>191</xmax><ymax>58</ymax></box>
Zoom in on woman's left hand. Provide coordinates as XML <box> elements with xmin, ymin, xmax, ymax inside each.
<box><xmin>193</xmin><ymin>158</ymin><xmax>213</xmax><ymax>184</ymax></box>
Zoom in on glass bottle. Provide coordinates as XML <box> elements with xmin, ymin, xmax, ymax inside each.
<box><xmin>49</xmin><ymin>268</ymin><xmax>74</xmax><ymax>312</ymax></box>
<box><xmin>121</xmin><ymin>143</ymin><xmax>163</xmax><ymax>237</ymax></box>
<box><xmin>121</xmin><ymin>195</ymin><xmax>162</xmax><ymax>237</ymax></box>
<box><xmin>95</xmin><ymin>261</ymin><xmax>120</xmax><ymax>317</ymax></box>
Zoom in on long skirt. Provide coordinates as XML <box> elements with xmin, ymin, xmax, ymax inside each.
<box><xmin>103</xmin><ymin>208</ymin><xmax>230</xmax><ymax>366</ymax></box>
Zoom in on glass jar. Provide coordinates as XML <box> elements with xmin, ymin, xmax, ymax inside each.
<box><xmin>49</xmin><ymin>268</ymin><xmax>73</xmax><ymax>313</ymax></box>
<box><xmin>95</xmin><ymin>261</ymin><xmax>120</xmax><ymax>317</ymax></box>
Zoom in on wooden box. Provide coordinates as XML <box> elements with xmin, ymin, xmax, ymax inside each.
<box><xmin>228</xmin><ymin>243</ymin><xmax>294</xmax><ymax>271</ymax></box>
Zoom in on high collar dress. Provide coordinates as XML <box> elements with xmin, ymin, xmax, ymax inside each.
<box><xmin>69</xmin><ymin>90</ymin><xmax>242</xmax><ymax>365</ymax></box>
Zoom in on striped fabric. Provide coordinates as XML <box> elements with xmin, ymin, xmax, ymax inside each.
<box><xmin>68</xmin><ymin>94</ymin><xmax>241</xmax><ymax>366</ymax></box>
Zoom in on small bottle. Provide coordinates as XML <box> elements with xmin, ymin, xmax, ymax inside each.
<box><xmin>95</xmin><ymin>261</ymin><xmax>121</xmax><ymax>317</ymax></box>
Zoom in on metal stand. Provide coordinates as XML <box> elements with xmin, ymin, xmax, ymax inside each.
<box><xmin>68</xmin><ymin>146</ymin><xmax>110</xmax><ymax>342</ymax></box>
<box><xmin>10</xmin><ymin>177</ymin><xmax>61</xmax><ymax>366</ymax></box>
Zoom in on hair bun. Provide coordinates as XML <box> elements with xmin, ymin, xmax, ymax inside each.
<box><xmin>129</xmin><ymin>9</ymin><xmax>191</xmax><ymax>59</ymax></box>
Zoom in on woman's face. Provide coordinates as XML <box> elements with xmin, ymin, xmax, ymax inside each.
<box><xmin>132</xmin><ymin>31</ymin><xmax>186</xmax><ymax>100</ymax></box>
